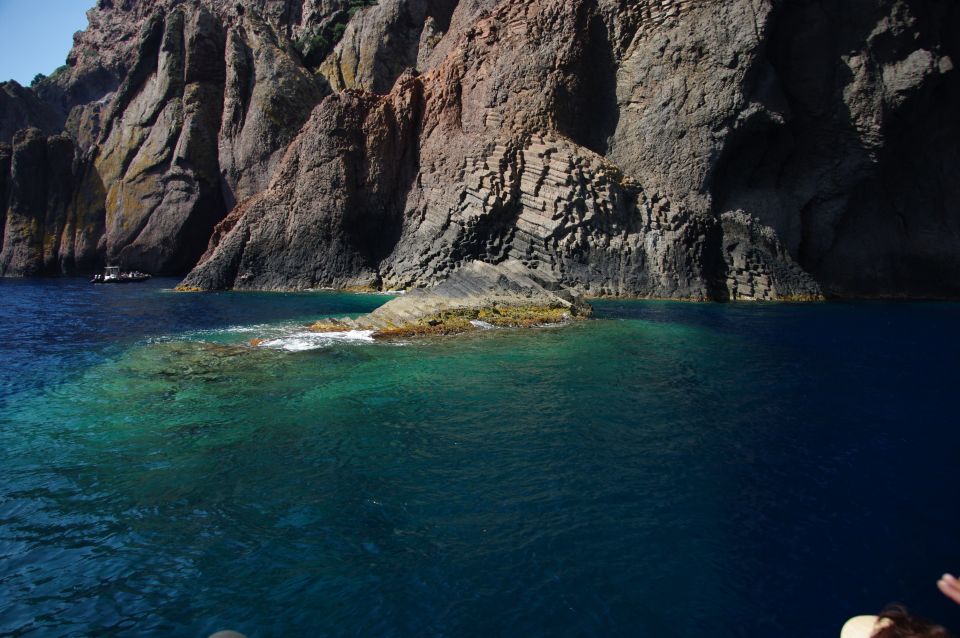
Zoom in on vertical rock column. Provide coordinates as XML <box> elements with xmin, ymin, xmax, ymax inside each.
<box><xmin>218</xmin><ymin>11</ymin><xmax>326</xmax><ymax>206</ymax></box>
<box><xmin>0</xmin><ymin>144</ymin><xmax>9</xmax><ymax>251</ymax></box>
<box><xmin>0</xmin><ymin>130</ymin><xmax>79</xmax><ymax>276</ymax></box>
<box><xmin>94</xmin><ymin>7</ymin><xmax>229</xmax><ymax>275</ymax></box>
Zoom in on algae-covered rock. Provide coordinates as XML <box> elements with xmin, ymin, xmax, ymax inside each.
<box><xmin>312</xmin><ymin>260</ymin><xmax>592</xmax><ymax>338</ymax></box>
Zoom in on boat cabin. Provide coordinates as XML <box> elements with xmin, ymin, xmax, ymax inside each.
<box><xmin>91</xmin><ymin>265</ymin><xmax>151</xmax><ymax>284</ymax></box>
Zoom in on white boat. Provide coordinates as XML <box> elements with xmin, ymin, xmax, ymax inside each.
<box><xmin>90</xmin><ymin>266</ymin><xmax>152</xmax><ymax>284</ymax></box>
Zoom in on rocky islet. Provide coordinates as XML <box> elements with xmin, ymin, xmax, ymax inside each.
<box><xmin>304</xmin><ymin>259</ymin><xmax>592</xmax><ymax>338</ymax></box>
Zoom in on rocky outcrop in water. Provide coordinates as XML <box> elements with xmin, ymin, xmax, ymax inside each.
<box><xmin>309</xmin><ymin>259</ymin><xmax>591</xmax><ymax>337</ymax></box>
<box><xmin>1</xmin><ymin>0</ymin><xmax>958</xmax><ymax>298</ymax></box>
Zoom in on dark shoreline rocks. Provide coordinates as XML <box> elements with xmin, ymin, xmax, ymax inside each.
<box><xmin>1</xmin><ymin>0</ymin><xmax>958</xmax><ymax>300</ymax></box>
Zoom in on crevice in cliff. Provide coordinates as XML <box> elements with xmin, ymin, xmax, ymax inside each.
<box><xmin>0</xmin><ymin>146</ymin><xmax>10</xmax><ymax>252</ymax></box>
<box><xmin>708</xmin><ymin>1</ymin><xmax>869</xmax><ymax>269</ymax></box>
<box><xmin>706</xmin><ymin>0</ymin><xmax>960</xmax><ymax>297</ymax></box>
<box><xmin>100</xmin><ymin>12</ymin><xmax>166</xmax><ymax>143</ymax></box>
<box><xmin>709</xmin><ymin>106</ymin><xmax>796</xmax><ymax>221</ymax></box>
<box><xmin>448</xmin><ymin>141</ymin><xmax>527</xmax><ymax>269</ymax></box>
<box><xmin>706</xmin><ymin>242</ymin><xmax>733</xmax><ymax>301</ymax></box>
<box><xmin>426</xmin><ymin>0</ymin><xmax>460</xmax><ymax>34</ymax></box>
<box><xmin>553</xmin><ymin>3</ymin><xmax>619</xmax><ymax>156</ymax></box>
<box><xmin>450</xmin><ymin>196</ymin><xmax>522</xmax><ymax>267</ymax></box>
<box><xmin>352</xmin><ymin>81</ymin><xmax>427</xmax><ymax>271</ymax></box>
<box><xmin>231</xmin><ymin>27</ymin><xmax>256</xmax><ymax>136</ymax></box>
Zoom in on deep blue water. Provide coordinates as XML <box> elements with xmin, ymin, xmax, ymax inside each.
<box><xmin>1</xmin><ymin>278</ymin><xmax>958</xmax><ymax>637</ymax></box>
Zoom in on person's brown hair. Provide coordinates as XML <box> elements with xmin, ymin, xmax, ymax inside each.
<box><xmin>872</xmin><ymin>605</ymin><xmax>954</xmax><ymax>638</ymax></box>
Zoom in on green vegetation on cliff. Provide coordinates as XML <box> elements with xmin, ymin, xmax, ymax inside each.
<box><xmin>294</xmin><ymin>0</ymin><xmax>377</xmax><ymax>68</ymax></box>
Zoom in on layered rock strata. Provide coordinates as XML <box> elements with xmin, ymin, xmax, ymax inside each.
<box><xmin>181</xmin><ymin>0</ymin><xmax>826</xmax><ymax>300</ymax></box>
<box><xmin>0</xmin><ymin>0</ymin><xmax>957</xmax><ymax>299</ymax></box>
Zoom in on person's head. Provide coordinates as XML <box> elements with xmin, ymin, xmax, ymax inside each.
<box><xmin>842</xmin><ymin>606</ymin><xmax>954</xmax><ymax>638</ymax></box>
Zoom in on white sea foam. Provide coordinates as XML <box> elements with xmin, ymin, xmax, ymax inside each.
<box><xmin>214</xmin><ymin>323</ymin><xmax>281</xmax><ymax>335</ymax></box>
<box><xmin>260</xmin><ymin>330</ymin><xmax>375</xmax><ymax>352</ymax></box>
<box><xmin>180</xmin><ymin>323</ymin><xmax>288</xmax><ymax>340</ymax></box>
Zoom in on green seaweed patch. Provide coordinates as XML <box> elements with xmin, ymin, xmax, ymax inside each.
<box><xmin>477</xmin><ymin>305</ymin><xmax>581</xmax><ymax>326</ymax></box>
<box><xmin>373</xmin><ymin>314</ymin><xmax>477</xmax><ymax>339</ymax></box>
<box><xmin>373</xmin><ymin>304</ymin><xmax>587</xmax><ymax>340</ymax></box>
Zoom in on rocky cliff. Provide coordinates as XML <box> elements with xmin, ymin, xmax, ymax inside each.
<box><xmin>1</xmin><ymin>0</ymin><xmax>958</xmax><ymax>299</ymax></box>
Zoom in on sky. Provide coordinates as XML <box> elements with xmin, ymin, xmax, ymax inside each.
<box><xmin>0</xmin><ymin>0</ymin><xmax>91</xmax><ymax>85</ymax></box>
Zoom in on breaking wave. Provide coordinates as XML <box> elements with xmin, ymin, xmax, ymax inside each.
<box><xmin>259</xmin><ymin>330</ymin><xmax>376</xmax><ymax>352</ymax></box>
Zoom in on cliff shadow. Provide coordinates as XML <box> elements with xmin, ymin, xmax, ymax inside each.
<box><xmin>708</xmin><ymin>0</ymin><xmax>960</xmax><ymax>297</ymax></box>
<box><xmin>448</xmin><ymin>195</ymin><xmax>523</xmax><ymax>267</ymax></box>
<box><xmin>347</xmin><ymin>80</ymin><xmax>427</xmax><ymax>279</ymax></box>
<box><xmin>553</xmin><ymin>6</ymin><xmax>619</xmax><ymax>156</ymax></box>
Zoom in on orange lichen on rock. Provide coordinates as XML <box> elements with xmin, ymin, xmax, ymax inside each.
<box><xmin>308</xmin><ymin>320</ymin><xmax>353</xmax><ymax>333</ymax></box>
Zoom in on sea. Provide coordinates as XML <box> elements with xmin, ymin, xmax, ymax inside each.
<box><xmin>0</xmin><ymin>278</ymin><xmax>958</xmax><ymax>637</ymax></box>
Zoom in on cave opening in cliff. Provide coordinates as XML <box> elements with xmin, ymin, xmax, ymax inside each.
<box><xmin>553</xmin><ymin>8</ymin><xmax>619</xmax><ymax>156</ymax></box>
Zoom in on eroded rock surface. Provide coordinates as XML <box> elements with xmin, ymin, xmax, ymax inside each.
<box><xmin>0</xmin><ymin>82</ymin><xmax>64</xmax><ymax>144</ymax></box>
<box><xmin>0</xmin><ymin>129</ymin><xmax>100</xmax><ymax>276</ymax></box>
<box><xmin>312</xmin><ymin>259</ymin><xmax>591</xmax><ymax>336</ymax></box>
<box><xmin>1</xmin><ymin>0</ymin><xmax>958</xmax><ymax>299</ymax></box>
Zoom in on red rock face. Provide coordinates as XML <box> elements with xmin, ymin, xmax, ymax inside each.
<box><xmin>1</xmin><ymin>0</ymin><xmax>959</xmax><ymax>298</ymax></box>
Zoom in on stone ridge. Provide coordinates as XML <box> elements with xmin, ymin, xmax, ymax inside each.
<box><xmin>1</xmin><ymin>0</ymin><xmax>959</xmax><ymax>299</ymax></box>
<box><xmin>310</xmin><ymin>259</ymin><xmax>592</xmax><ymax>336</ymax></box>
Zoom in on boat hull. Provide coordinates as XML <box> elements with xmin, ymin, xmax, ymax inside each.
<box><xmin>90</xmin><ymin>276</ymin><xmax>152</xmax><ymax>284</ymax></box>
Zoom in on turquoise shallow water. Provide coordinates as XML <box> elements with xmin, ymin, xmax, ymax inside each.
<box><xmin>1</xmin><ymin>279</ymin><xmax>959</xmax><ymax>637</ymax></box>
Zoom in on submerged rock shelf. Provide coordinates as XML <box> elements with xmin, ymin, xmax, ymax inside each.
<box><xmin>305</xmin><ymin>260</ymin><xmax>592</xmax><ymax>339</ymax></box>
